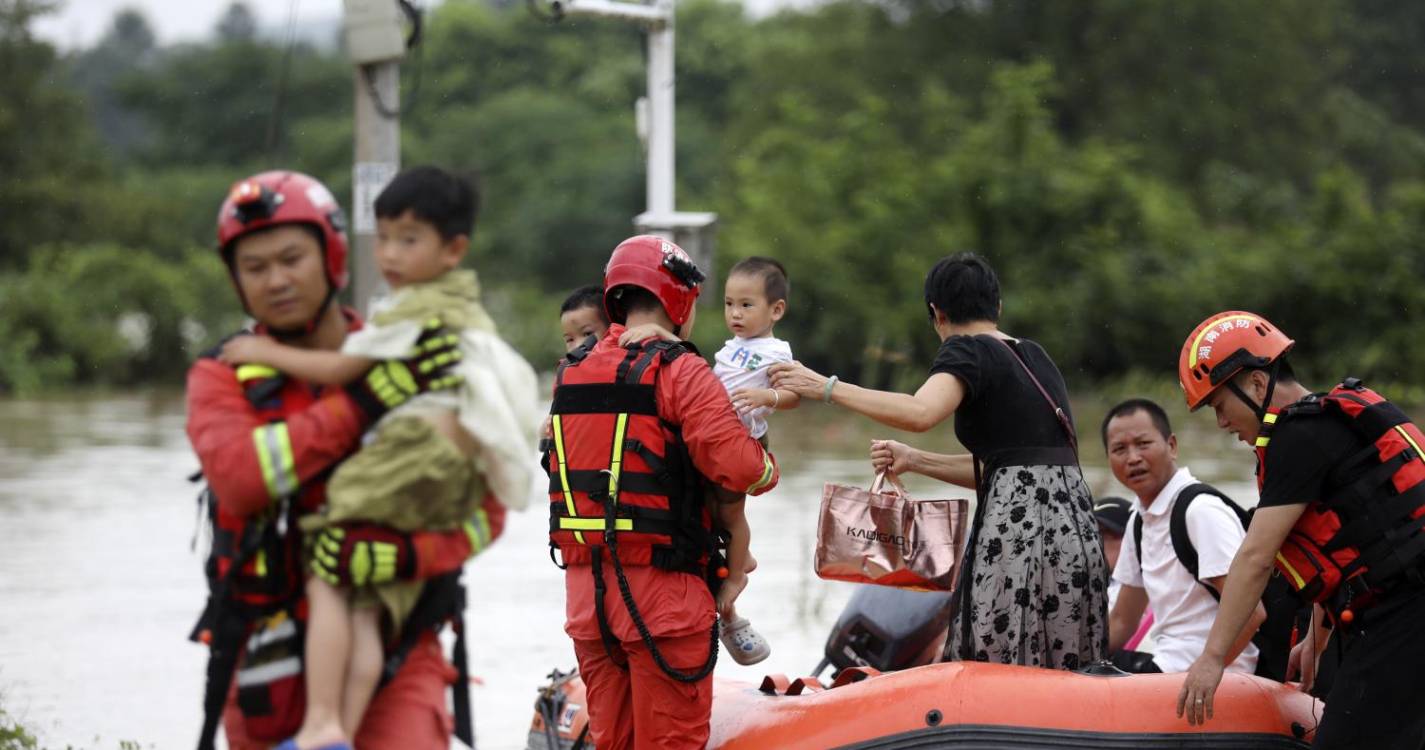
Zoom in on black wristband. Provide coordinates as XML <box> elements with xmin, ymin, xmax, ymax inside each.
<box><xmin>343</xmin><ymin>378</ymin><xmax>388</xmax><ymax>424</ymax></box>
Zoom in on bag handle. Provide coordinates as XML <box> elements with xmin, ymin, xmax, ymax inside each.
<box><xmin>869</xmin><ymin>471</ymin><xmax>909</xmax><ymax>497</ymax></box>
<box><xmin>989</xmin><ymin>336</ymin><xmax>1078</xmax><ymax>457</ymax></box>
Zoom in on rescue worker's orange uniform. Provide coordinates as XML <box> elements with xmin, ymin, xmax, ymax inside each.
<box><xmin>187</xmin><ymin>312</ymin><xmax>505</xmax><ymax>749</ymax></box>
<box><xmin>553</xmin><ymin>236</ymin><xmax>779</xmax><ymax>750</ymax></box>
<box><xmin>190</xmin><ymin>170</ymin><xmax>501</xmax><ymax>749</ymax></box>
<box><xmin>562</xmin><ymin>325</ymin><xmax>778</xmax><ymax>749</ymax></box>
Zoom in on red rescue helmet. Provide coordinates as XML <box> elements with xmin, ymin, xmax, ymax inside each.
<box><xmin>216</xmin><ymin>171</ymin><xmax>349</xmax><ymax>291</ymax></box>
<box><xmin>602</xmin><ymin>235</ymin><xmax>705</xmax><ymax>328</ymax></box>
<box><xmin>1179</xmin><ymin>311</ymin><xmax>1294</xmax><ymax>410</ymax></box>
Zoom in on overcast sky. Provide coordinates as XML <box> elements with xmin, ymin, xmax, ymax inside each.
<box><xmin>36</xmin><ymin>0</ymin><xmax>811</xmax><ymax>50</ymax></box>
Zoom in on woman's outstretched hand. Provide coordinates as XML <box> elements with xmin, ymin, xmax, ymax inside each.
<box><xmin>768</xmin><ymin>361</ymin><xmax>829</xmax><ymax>400</ymax></box>
<box><xmin>870</xmin><ymin>439</ymin><xmax>915</xmax><ymax>475</ymax></box>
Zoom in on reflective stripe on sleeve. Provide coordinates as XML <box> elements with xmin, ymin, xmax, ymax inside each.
<box><xmin>464</xmin><ymin>506</ymin><xmax>493</xmax><ymax>557</ymax></box>
<box><xmin>745</xmin><ymin>450</ymin><xmax>775</xmax><ymax>494</ymax></box>
<box><xmin>252</xmin><ymin>422</ymin><xmax>297</xmax><ymax>499</ymax></box>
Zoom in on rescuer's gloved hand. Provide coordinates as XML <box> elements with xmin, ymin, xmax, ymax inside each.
<box><xmin>344</xmin><ymin>318</ymin><xmax>463</xmax><ymax>421</ymax></box>
<box><xmin>310</xmin><ymin>524</ymin><xmax>416</xmax><ymax>587</ymax></box>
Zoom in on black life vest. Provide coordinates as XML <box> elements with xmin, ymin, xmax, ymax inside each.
<box><xmin>1256</xmin><ymin>378</ymin><xmax>1425</xmax><ymax>622</ymax></box>
<box><xmin>546</xmin><ymin>338</ymin><xmax>713</xmax><ymax>572</ymax></box>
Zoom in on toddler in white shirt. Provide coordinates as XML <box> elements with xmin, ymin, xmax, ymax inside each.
<box><xmin>711</xmin><ymin>257</ymin><xmax>800</xmax><ymax>665</ymax></box>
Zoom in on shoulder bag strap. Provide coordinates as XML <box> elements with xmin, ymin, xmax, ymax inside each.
<box><xmin>989</xmin><ymin>337</ymin><xmax>1078</xmax><ymax>457</ymax></box>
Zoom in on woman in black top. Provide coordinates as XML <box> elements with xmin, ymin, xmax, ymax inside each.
<box><xmin>771</xmin><ymin>253</ymin><xmax>1108</xmax><ymax>670</ymax></box>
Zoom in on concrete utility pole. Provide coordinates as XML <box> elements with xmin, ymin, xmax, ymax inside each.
<box><xmin>552</xmin><ymin>0</ymin><xmax>718</xmax><ymax>274</ymax></box>
<box><xmin>343</xmin><ymin>0</ymin><xmax>407</xmax><ymax>312</ymax></box>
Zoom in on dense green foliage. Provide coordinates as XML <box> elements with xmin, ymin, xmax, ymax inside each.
<box><xmin>3</xmin><ymin>0</ymin><xmax>1425</xmax><ymax>395</ymax></box>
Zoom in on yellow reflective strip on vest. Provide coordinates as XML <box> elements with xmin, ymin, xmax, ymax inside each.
<box><xmin>551</xmin><ymin>415</ymin><xmax>584</xmax><ymax>545</ymax></box>
<box><xmin>1275</xmin><ymin>552</ymin><xmax>1306</xmax><ymax>590</ymax></box>
<box><xmin>1255</xmin><ymin>436</ymin><xmax>1271</xmax><ymax>448</ymax></box>
<box><xmin>1394</xmin><ymin>425</ymin><xmax>1425</xmax><ymax>461</ymax></box>
<box><xmin>745</xmin><ymin>450</ymin><xmax>775</xmax><ymax>494</ymax></box>
<box><xmin>254</xmin><ymin>549</ymin><xmax>268</xmax><ymax>577</ymax></box>
<box><xmin>608</xmin><ymin>413</ymin><xmax>629</xmax><ymax>504</ymax></box>
<box><xmin>560</xmin><ymin>517</ymin><xmax>635</xmax><ymax>532</ymax></box>
<box><xmin>236</xmin><ymin>364</ymin><xmax>279</xmax><ymax>382</ymax></box>
<box><xmin>1262</xmin><ymin>412</ymin><xmax>1279</xmax><ymax>424</ymax></box>
<box><xmin>252</xmin><ymin>423</ymin><xmax>297</xmax><ymax>499</ymax></box>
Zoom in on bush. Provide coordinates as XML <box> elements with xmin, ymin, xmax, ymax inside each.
<box><xmin>0</xmin><ymin>244</ymin><xmax>242</xmax><ymax>394</ymax></box>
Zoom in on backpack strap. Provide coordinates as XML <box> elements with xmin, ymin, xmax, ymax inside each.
<box><xmin>1168</xmin><ymin>482</ymin><xmax>1250</xmax><ymax>601</ymax></box>
<box><xmin>1132</xmin><ymin>511</ymin><xmax>1144</xmax><ymax>579</ymax></box>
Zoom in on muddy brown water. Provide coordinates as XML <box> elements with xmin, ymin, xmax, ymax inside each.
<box><xmin>0</xmin><ymin>391</ymin><xmax>1260</xmax><ymax>749</ymax></box>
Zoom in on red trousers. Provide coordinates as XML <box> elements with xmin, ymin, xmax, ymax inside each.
<box><xmin>223</xmin><ymin>632</ymin><xmax>455</xmax><ymax>749</ymax></box>
<box><xmin>573</xmin><ymin>631</ymin><xmax>715</xmax><ymax>750</ymax></box>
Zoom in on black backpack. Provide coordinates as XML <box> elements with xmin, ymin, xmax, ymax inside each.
<box><xmin>1131</xmin><ymin>483</ymin><xmax>1307</xmax><ymax>682</ymax></box>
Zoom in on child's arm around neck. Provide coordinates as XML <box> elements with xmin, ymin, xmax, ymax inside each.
<box><xmin>220</xmin><ymin>333</ymin><xmax>375</xmax><ymax>386</ymax></box>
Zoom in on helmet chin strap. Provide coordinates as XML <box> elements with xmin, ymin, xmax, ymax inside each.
<box><xmin>1225</xmin><ymin>359</ymin><xmax>1282</xmax><ymax>427</ymax></box>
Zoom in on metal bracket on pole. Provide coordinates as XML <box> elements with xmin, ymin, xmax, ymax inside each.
<box><xmin>551</xmin><ymin>0</ymin><xmax>671</xmax><ymax>26</ymax></box>
<box><xmin>343</xmin><ymin>0</ymin><xmax>408</xmax><ymax>65</ymax></box>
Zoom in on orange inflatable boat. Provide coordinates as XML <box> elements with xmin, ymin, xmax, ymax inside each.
<box><xmin>530</xmin><ymin>662</ymin><xmax>1319</xmax><ymax>749</ymax></box>
<box><xmin>527</xmin><ymin>588</ymin><xmax>1320</xmax><ymax>748</ymax></box>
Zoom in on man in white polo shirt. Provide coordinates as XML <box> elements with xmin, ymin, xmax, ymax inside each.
<box><xmin>1102</xmin><ymin>398</ymin><xmax>1265</xmax><ymax>674</ymax></box>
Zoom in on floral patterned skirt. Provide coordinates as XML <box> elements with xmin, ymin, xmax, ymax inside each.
<box><xmin>944</xmin><ymin>462</ymin><xmax>1109</xmax><ymax>670</ymax></box>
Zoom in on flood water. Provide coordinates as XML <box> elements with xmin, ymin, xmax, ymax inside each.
<box><xmin>0</xmin><ymin>391</ymin><xmax>1261</xmax><ymax>749</ymax></box>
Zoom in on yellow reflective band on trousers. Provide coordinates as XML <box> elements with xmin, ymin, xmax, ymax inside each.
<box><xmin>236</xmin><ymin>364</ymin><xmax>279</xmax><ymax>382</ymax></box>
<box><xmin>560</xmin><ymin>517</ymin><xmax>635</xmax><ymax>532</ymax></box>
<box><xmin>1275</xmin><ymin>552</ymin><xmax>1307</xmax><ymax>590</ymax></box>
<box><xmin>551</xmin><ymin>415</ymin><xmax>583</xmax><ymax>544</ymax></box>
<box><xmin>745</xmin><ymin>450</ymin><xmax>775</xmax><ymax>494</ymax></box>
<box><xmin>252</xmin><ymin>423</ymin><xmax>297</xmax><ymax>499</ymax></box>
<box><xmin>464</xmin><ymin>507</ymin><xmax>493</xmax><ymax>558</ymax></box>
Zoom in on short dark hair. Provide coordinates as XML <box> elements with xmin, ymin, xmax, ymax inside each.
<box><xmin>923</xmin><ymin>252</ymin><xmax>1000</xmax><ymax>324</ymax></box>
<box><xmin>374</xmin><ymin>166</ymin><xmax>479</xmax><ymax>240</ymax></box>
<box><xmin>606</xmin><ymin>285</ymin><xmax>662</xmax><ymax>325</ymax></box>
<box><xmin>728</xmin><ymin>256</ymin><xmax>789</xmax><ymax>303</ymax></box>
<box><xmin>560</xmin><ymin>285</ymin><xmax>608</xmax><ymax>323</ymax></box>
<box><xmin>1101</xmin><ymin>398</ymin><xmax>1173</xmax><ymax>448</ymax></box>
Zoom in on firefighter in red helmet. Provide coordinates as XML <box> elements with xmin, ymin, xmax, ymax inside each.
<box><xmin>546</xmin><ymin>235</ymin><xmax>779</xmax><ymax>749</ymax></box>
<box><xmin>1175</xmin><ymin>311</ymin><xmax>1425</xmax><ymax>750</ymax></box>
<box><xmin>188</xmin><ymin>171</ymin><xmax>496</xmax><ymax>750</ymax></box>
